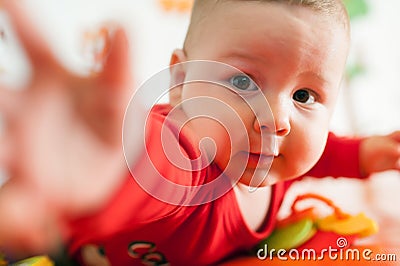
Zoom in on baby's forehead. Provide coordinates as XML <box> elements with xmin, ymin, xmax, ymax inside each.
<box><xmin>191</xmin><ymin>0</ymin><xmax>347</xmax><ymax>13</ymax></box>
<box><xmin>189</xmin><ymin>0</ymin><xmax>349</xmax><ymax>30</ymax></box>
<box><xmin>185</xmin><ymin>0</ymin><xmax>350</xmax><ymax>52</ymax></box>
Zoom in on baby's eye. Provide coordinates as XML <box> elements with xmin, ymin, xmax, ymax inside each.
<box><xmin>293</xmin><ymin>89</ymin><xmax>316</xmax><ymax>105</ymax></box>
<box><xmin>229</xmin><ymin>74</ymin><xmax>258</xmax><ymax>91</ymax></box>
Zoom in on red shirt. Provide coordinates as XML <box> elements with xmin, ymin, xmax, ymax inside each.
<box><xmin>68</xmin><ymin>104</ymin><xmax>364</xmax><ymax>265</ymax></box>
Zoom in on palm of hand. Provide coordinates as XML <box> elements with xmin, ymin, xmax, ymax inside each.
<box><xmin>7</xmin><ymin>75</ymin><xmax>127</xmax><ymax>214</ymax></box>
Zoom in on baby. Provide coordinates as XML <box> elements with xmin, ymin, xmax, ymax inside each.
<box><xmin>0</xmin><ymin>0</ymin><xmax>399</xmax><ymax>265</ymax></box>
<box><xmin>68</xmin><ymin>0</ymin><xmax>399</xmax><ymax>265</ymax></box>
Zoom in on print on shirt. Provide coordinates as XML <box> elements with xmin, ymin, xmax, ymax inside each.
<box><xmin>128</xmin><ymin>241</ymin><xmax>170</xmax><ymax>266</ymax></box>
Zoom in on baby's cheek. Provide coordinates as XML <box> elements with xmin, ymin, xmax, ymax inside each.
<box><xmin>289</xmin><ymin>128</ymin><xmax>328</xmax><ymax>176</ymax></box>
<box><xmin>302</xmin><ymin>130</ymin><xmax>329</xmax><ymax>170</ymax></box>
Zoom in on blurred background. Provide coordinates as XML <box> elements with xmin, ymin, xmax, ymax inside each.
<box><xmin>0</xmin><ymin>0</ymin><xmax>399</xmax><ymax>246</ymax></box>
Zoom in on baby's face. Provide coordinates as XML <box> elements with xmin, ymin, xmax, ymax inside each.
<box><xmin>171</xmin><ymin>1</ymin><xmax>349</xmax><ymax>186</ymax></box>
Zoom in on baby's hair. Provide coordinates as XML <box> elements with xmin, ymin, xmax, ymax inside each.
<box><xmin>183</xmin><ymin>0</ymin><xmax>349</xmax><ymax>50</ymax></box>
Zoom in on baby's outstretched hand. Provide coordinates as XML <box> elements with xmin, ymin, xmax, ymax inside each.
<box><xmin>359</xmin><ymin>131</ymin><xmax>400</xmax><ymax>176</ymax></box>
<box><xmin>0</xmin><ymin>1</ymin><xmax>133</xmax><ymax>255</ymax></box>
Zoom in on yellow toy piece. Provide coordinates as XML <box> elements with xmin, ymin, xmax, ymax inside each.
<box><xmin>0</xmin><ymin>252</ymin><xmax>7</xmax><ymax>266</ymax></box>
<box><xmin>317</xmin><ymin>212</ymin><xmax>378</xmax><ymax>237</ymax></box>
<box><xmin>12</xmin><ymin>256</ymin><xmax>54</xmax><ymax>266</ymax></box>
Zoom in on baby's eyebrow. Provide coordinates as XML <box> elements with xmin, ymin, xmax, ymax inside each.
<box><xmin>298</xmin><ymin>71</ymin><xmax>328</xmax><ymax>85</ymax></box>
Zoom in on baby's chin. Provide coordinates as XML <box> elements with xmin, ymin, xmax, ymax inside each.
<box><xmin>223</xmin><ymin>158</ymin><xmax>306</xmax><ymax>188</ymax></box>
<box><xmin>235</xmin><ymin>168</ymin><xmax>278</xmax><ymax>188</ymax></box>
<box><xmin>242</xmin><ymin>168</ymin><xmax>304</xmax><ymax>188</ymax></box>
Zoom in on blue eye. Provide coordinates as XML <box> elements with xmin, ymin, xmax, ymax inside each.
<box><xmin>230</xmin><ymin>74</ymin><xmax>258</xmax><ymax>91</ymax></box>
<box><xmin>293</xmin><ymin>89</ymin><xmax>316</xmax><ymax>105</ymax></box>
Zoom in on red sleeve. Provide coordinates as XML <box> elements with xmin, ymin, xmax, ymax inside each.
<box><xmin>303</xmin><ymin>132</ymin><xmax>366</xmax><ymax>179</ymax></box>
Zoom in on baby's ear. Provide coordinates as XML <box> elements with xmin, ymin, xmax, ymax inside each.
<box><xmin>169</xmin><ymin>49</ymin><xmax>187</xmax><ymax>106</ymax></box>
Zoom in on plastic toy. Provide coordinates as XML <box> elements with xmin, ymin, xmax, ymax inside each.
<box><xmin>256</xmin><ymin>193</ymin><xmax>378</xmax><ymax>254</ymax></box>
<box><xmin>0</xmin><ymin>255</ymin><xmax>54</xmax><ymax>266</ymax></box>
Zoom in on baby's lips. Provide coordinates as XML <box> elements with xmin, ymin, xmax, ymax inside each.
<box><xmin>252</xmin><ymin>140</ymin><xmax>278</xmax><ymax>157</ymax></box>
<box><xmin>260</xmin><ymin>149</ymin><xmax>279</xmax><ymax>158</ymax></box>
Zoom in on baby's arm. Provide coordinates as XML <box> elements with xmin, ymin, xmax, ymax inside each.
<box><xmin>305</xmin><ymin>131</ymin><xmax>400</xmax><ymax>178</ymax></box>
<box><xmin>0</xmin><ymin>1</ymin><xmax>137</xmax><ymax>256</ymax></box>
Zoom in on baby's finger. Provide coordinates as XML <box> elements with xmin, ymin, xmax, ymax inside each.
<box><xmin>89</xmin><ymin>25</ymin><xmax>132</xmax><ymax>144</ymax></box>
<box><xmin>2</xmin><ymin>1</ymin><xmax>60</xmax><ymax>71</ymax></box>
<box><xmin>0</xmin><ymin>183</ymin><xmax>61</xmax><ymax>256</ymax></box>
<box><xmin>389</xmin><ymin>130</ymin><xmax>400</xmax><ymax>143</ymax></box>
<box><xmin>97</xmin><ymin>25</ymin><xmax>132</xmax><ymax>89</ymax></box>
<box><xmin>390</xmin><ymin>133</ymin><xmax>400</xmax><ymax>159</ymax></box>
<box><xmin>0</xmin><ymin>87</ymin><xmax>19</xmax><ymax>115</ymax></box>
<box><xmin>0</xmin><ymin>137</ymin><xmax>11</xmax><ymax>167</ymax></box>
<box><xmin>395</xmin><ymin>158</ymin><xmax>400</xmax><ymax>170</ymax></box>
<box><xmin>0</xmin><ymin>120</ymin><xmax>15</xmax><ymax>174</ymax></box>
<box><xmin>381</xmin><ymin>136</ymin><xmax>400</xmax><ymax>160</ymax></box>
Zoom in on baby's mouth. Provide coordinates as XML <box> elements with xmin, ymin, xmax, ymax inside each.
<box><xmin>245</xmin><ymin>152</ymin><xmax>275</xmax><ymax>169</ymax></box>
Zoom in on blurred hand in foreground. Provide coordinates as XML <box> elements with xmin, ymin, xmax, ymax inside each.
<box><xmin>0</xmin><ymin>1</ymin><xmax>133</xmax><ymax>257</ymax></box>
